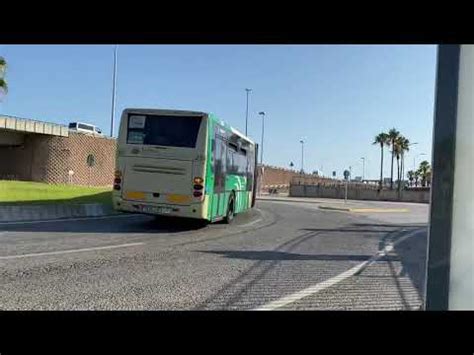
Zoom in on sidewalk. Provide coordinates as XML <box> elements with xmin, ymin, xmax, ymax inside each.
<box><xmin>256</xmin><ymin>194</ymin><xmax>416</xmax><ymax>212</ymax></box>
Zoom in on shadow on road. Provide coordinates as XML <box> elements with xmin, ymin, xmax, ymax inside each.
<box><xmin>198</xmin><ymin>249</ymin><xmax>401</xmax><ymax>262</ymax></box>
<box><xmin>391</xmin><ymin>228</ymin><xmax>428</xmax><ymax>296</ymax></box>
<box><xmin>0</xmin><ymin>214</ymin><xmax>210</xmax><ymax>234</ymax></box>
<box><xmin>0</xmin><ymin>208</ymin><xmax>261</xmax><ymax>234</ymax></box>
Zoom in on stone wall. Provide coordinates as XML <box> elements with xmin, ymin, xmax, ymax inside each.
<box><xmin>290</xmin><ymin>183</ymin><xmax>430</xmax><ymax>203</ymax></box>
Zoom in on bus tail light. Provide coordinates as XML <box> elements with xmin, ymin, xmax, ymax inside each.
<box><xmin>193</xmin><ymin>177</ymin><xmax>204</xmax><ymax>199</ymax></box>
<box><xmin>114</xmin><ymin>170</ymin><xmax>122</xmax><ymax>191</ymax></box>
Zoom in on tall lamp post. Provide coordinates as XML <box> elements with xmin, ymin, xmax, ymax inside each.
<box><xmin>361</xmin><ymin>157</ymin><xmax>365</xmax><ymax>181</ymax></box>
<box><xmin>300</xmin><ymin>139</ymin><xmax>305</xmax><ymax>173</ymax></box>
<box><xmin>110</xmin><ymin>45</ymin><xmax>118</xmax><ymax>137</ymax></box>
<box><xmin>414</xmin><ymin>152</ymin><xmax>427</xmax><ymax>171</ymax></box>
<box><xmin>258</xmin><ymin>111</ymin><xmax>266</xmax><ymax>164</ymax></box>
<box><xmin>245</xmin><ymin>88</ymin><xmax>252</xmax><ymax>136</ymax></box>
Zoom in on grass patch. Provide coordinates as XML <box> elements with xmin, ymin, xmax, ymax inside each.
<box><xmin>0</xmin><ymin>180</ymin><xmax>112</xmax><ymax>206</ymax></box>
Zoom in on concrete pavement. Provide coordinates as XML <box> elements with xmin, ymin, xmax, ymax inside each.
<box><xmin>0</xmin><ymin>199</ymin><xmax>428</xmax><ymax>310</ymax></box>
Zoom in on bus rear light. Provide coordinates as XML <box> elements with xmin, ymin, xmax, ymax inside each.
<box><xmin>114</xmin><ymin>178</ymin><xmax>122</xmax><ymax>184</ymax></box>
<box><xmin>114</xmin><ymin>170</ymin><xmax>122</xmax><ymax>178</ymax></box>
<box><xmin>193</xmin><ymin>177</ymin><xmax>204</xmax><ymax>184</ymax></box>
<box><xmin>193</xmin><ymin>184</ymin><xmax>203</xmax><ymax>190</ymax></box>
<box><xmin>193</xmin><ymin>191</ymin><xmax>203</xmax><ymax>198</ymax></box>
<box><xmin>113</xmin><ymin>184</ymin><xmax>121</xmax><ymax>191</ymax></box>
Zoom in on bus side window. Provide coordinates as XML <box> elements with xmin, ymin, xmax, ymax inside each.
<box><xmin>211</xmin><ymin>139</ymin><xmax>216</xmax><ymax>173</ymax></box>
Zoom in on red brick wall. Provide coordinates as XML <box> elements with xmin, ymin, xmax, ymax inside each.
<box><xmin>258</xmin><ymin>165</ymin><xmax>337</xmax><ymax>189</ymax></box>
<box><xmin>43</xmin><ymin>133</ymin><xmax>117</xmax><ymax>186</ymax></box>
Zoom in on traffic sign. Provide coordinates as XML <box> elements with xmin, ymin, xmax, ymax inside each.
<box><xmin>343</xmin><ymin>170</ymin><xmax>350</xmax><ymax>180</ymax></box>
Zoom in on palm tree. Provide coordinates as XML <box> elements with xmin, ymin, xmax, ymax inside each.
<box><xmin>398</xmin><ymin>136</ymin><xmax>410</xmax><ymax>191</ymax></box>
<box><xmin>372</xmin><ymin>132</ymin><xmax>389</xmax><ymax>188</ymax></box>
<box><xmin>426</xmin><ymin>170</ymin><xmax>432</xmax><ymax>187</ymax></box>
<box><xmin>387</xmin><ymin>128</ymin><xmax>400</xmax><ymax>189</ymax></box>
<box><xmin>407</xmin><ymin>170</ymin><xmax>415</xmax><ymax>187</ymax></box>
<box><xmin>414</xmin><ymin>170</ymin><xmax>420</xmax><ymax>187</ymax></box>
<box><xmin>393</xmin><ymin>137</ymin><xmax>402</xmax><ymax>191</ymax></box>
<box><xmin>418</xmin><ymin>160</ymin><xmax>431</xmax><ymax>187</ymax></box>
<box><xmin>0</xmin><ymin>56</ymin><xmax>7</xmax><ymax>99</ymax></box>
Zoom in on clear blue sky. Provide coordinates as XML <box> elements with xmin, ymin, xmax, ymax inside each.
<box><xmin>0</xmin><ymin>45</ymin><xmax>437</xmax><ymax>179</ymax></box>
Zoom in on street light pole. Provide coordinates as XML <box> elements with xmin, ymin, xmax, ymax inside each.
<box><xmin>110</xmin><ymin>45</ymin><xmax>118</xmax><ymax>137</ymax></box>
<box><xmin>414</xmin><ymin>153</ymin><xmax>427</xmax><ymax>171</ymax></box>
<box><xmin>245</xmin><ymin>88</ymin><xmax>252</xmax><ymax>136</ymax></box>
<box><xmin>258</xmin><ymin>112</ymin><xmax>266</xmax><ymax>165</ymax></box>
<box><xmin>361</xmin><ymin>157</ymin><xmax>365</xmax><ymax>181</ymax></box>
<box><xmin>300</xmin><ymin>139</ymin><xmax>305</xmax><ymax>173</ymax></box>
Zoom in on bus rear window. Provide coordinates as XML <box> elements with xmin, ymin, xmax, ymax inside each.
<box><xmin>127</xmin><ymin>114</ymin><xmax>202</xmax><ymax>148</ymax></box>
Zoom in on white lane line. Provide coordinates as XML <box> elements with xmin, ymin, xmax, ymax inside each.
<box><xmin>239</xmin><ymin>217</ymin><xmax>263</xmax><ymax>227</ymax></box>
<box><xmin>0</xmin><ymin>242</ymin><xmax>145</xmax><ymax>260</ymax></box>
<box><xmin>253</xmin><ymin>228</ymin><xmax>423</xmax><ymax>311</ymax></box>
<box><xmin>0</xmin><ymin>213</ymin><xmax>139</xmax><ymax>226</ymax></box>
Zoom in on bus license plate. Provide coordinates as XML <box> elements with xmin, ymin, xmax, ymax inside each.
<box><xmin>141</xmin><ymin>205</ymin><xmax>172</xmax><ymax>214</ymax></box>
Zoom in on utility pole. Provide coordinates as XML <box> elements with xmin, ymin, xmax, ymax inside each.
<box><xmin>300</xmin><ymin>139</ymin><xmax>305</xmax><ymax>173</ymax></box>
<box><xmin>245</xmin><ymin>88</ymin><xmax>252</xmax><ymax>136</ymax></box>
<box><xmin>110</xmin><ymin>45</ymin><xmax>118</xmax><ymax>137</ymax></box>
<box><xmin>258</xmin><ymin>112</ymin><xmax>266</xmax><ymax>164</ymax></box>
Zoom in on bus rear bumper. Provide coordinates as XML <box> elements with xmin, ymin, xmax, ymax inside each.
<box><xmin>113</xmin><ymin>197</ymin><xmax>207</xmax><ymax>220</ymax></box>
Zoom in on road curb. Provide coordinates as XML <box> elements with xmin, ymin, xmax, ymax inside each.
<box><xmin>257</xmin><ymin>197</ymin><xmax>322</xmax><ymax>204</ymax></box>
<box><xmin>318</xmin><ymin>206</ymin><xmax>409</xmax><ymax>213</ymax></box>
<box><xmin>318</xmin><ymin>205</ymin><xmax>352</xmax><ymax>212</ymax></box>
<box><xmin>0</xmin><ymin>203</ymin><xmax>118</xmax><ymax>222</ymax></box>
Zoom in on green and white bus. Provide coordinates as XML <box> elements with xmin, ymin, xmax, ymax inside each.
<box><xmin>112</xmin><ymin>108</ymin><xmax>258</xmax><ymax>223</ymax></box>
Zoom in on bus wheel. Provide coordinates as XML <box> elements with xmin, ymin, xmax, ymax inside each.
<box><xmin>224</xmin><ymin>194</ymin><xmax>235</xmax><ymax>224</ymax></box>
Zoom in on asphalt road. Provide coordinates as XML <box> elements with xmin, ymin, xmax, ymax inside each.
<box><xmin>0</xmin><ymin>199</ymin><xmax>429</xmax><ymax>310</ymax></box>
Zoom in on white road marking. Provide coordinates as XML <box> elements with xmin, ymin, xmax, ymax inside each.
<box><xmin>239</xmin><ymin>217</ymin><xmax>263</xmax><ymax>228</ymax></box>
<box><xmin>0</xmin><ymin>242</ymin><xmax>145</xmax><ymax>260</ymax></box>
<box><xmin>0</xmin><ymin>213</ymin><xmax>139</xmax><ymax>226</ymax></box>
<box><xmin>253</xmin><ymin>228</ymin><xmax>423</xmax><ymax>310</ymax></box>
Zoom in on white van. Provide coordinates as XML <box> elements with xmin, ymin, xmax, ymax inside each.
<box><xmin>68</xmin><ymin>122</ymin><xmax>103</xmax><ymax>136</ymax></box>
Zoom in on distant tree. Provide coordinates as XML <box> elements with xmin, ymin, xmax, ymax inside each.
<box><xmin>418</xmin><ymin>160</ymin><xmax>431</xmax><ymax>187</ymax></box>
<box><xmin>387</xmin><ymin>128</ymin><xmax>400</xmax><ymax>189</ymax></box>
<box><xmin>372</xmin><ymin>132</ymin><xmax>390</xmax><ymax>189</ymax></box>
<box><xmin>0</xmin><ymin>56</ymin><xmax>7</xmax><ymax>100</ymax></box>
<box><xmin>426</xmin><ymin>170</ymin><xmax>432</xmax><ymax>187</ymax></box>
<box><xmin>407</xmin><ymin>170</ymin><xmax>415</xmax><ymax>187</ymax></box>
<box><xmin>414</xmin><ymin>170</ymin><xmax>421</xmax><ymax>187</ymax></box>
<box><xmin>397</xmin><ymin>136</ymin><xmax>410</xmax><ymax>191</ymax></box>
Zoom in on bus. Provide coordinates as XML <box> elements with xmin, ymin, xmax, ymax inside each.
<box><xmin>112</xmin><ymin>108</ymin><xmax>258</xmax><ymax>223</ymax></box>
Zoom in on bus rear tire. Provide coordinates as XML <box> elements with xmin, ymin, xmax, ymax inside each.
<box><xmin>224</xmin><ymin>194</ymin><xmax>235</xmax><ymax>224</ymax></box>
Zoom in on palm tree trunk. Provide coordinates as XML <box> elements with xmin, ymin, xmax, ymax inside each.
<box><xmin>390</xmin><ymin>148</ymin><xmax>394</xmax><ymax>190</ymax></box>
<box><xmin>379</xmin><ymin>143</ymin><xmax>384</xmax><ymax>188</ymax></box>
<box><xmin>401</xmin><ymin>153</ymin><xmax>404</xmax><ymax>190</ymax></box>
<box><xmin>397</xmin><ymin>157</ymin><xmax>400</xmax><ymax>191</ymax></box>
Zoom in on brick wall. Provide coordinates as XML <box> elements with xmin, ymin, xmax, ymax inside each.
<box><xmin>43</xmin><ymin>133</ymin><xmax>117</xmax><ymax>186</ymax></box>
<box><xmin>0</xmin><ymin>132</ymin><xmax>116</xmax><ymax>187</ymax></box>
<box><xmin>258</xmin><ymin>165</ymin><xmax>337</xmax><ymax>190</ymax></box>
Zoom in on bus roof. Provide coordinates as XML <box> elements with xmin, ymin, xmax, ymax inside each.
<box><xmin>208</xmin><ymin>113</ymin><xmax>255</xmax><ymax>145</ymax></box>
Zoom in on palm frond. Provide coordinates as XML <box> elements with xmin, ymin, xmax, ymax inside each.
<box><xmin>0</xmin><ymin>78</ymin><xmax>7</xmax><ymax>94</ymax></box>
